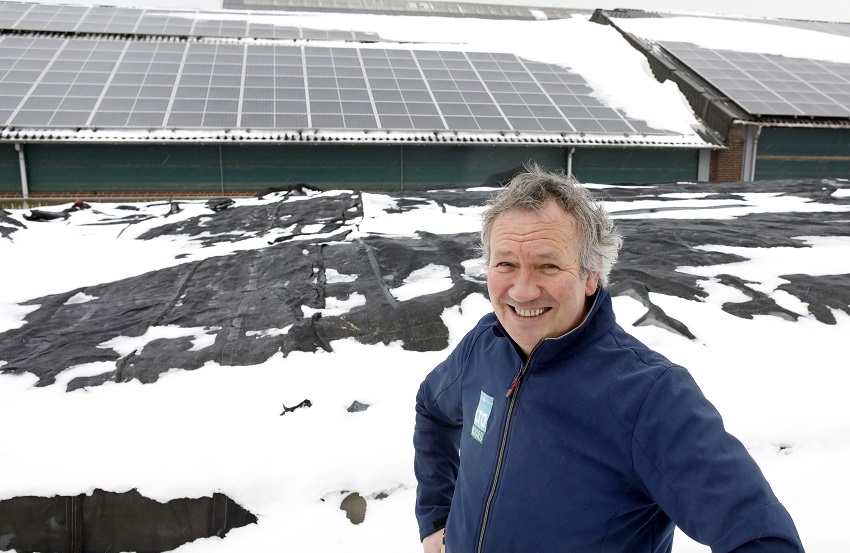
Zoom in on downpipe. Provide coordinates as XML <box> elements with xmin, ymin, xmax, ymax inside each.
<box><xmin>14</xmin><ymin>142</ymin><xmax>29</xmax><ymax>199</ymax></box>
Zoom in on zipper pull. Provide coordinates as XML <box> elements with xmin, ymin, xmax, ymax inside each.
<box><xmin>507</xmin><ymin>352</ymin><xmax>535</xmax><ymax>398</ymax></box>
<box><xmin>505</xmin><ymin>377</ymin><xmax>519</xmax><ymax>398</ymax></box>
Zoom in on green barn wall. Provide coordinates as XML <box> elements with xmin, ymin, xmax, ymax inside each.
<box><xmin>7</xmin><ymin>142</ymin><xmax>702</xmax><ymax>195</ymax></box>
<box><xmin>755</xmin><ymin>127</ymin><xmax>850</xmax><ymax>180</ymax></box>
<box><xmin>399</xmin><ymin>145</ymin><xmax>564</xmax><ymax>189</ymax></box>
<box><xmin>23</xmin><ymin>144</ymin><xmax>221</xmax><ymax>194</ymax></box>
<box><xmin>572</xmin><ymin>148</ymin><xmax>699</xmax><ymax>184</ymax></box>
<box><xmin>0</xmin><ymin>144</ymin><xmax>21</xmax><ymax>194</ymax></box>
<box><xmin>221</xmin><ymin>144</ymin><xmax>401</xmax><ymax>190</ymax></box>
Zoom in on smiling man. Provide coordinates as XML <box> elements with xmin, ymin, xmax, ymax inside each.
<box><xmin>413</xmin><ymin>167</ymin><xmax>804</xmax><ymax>553</ymax></box>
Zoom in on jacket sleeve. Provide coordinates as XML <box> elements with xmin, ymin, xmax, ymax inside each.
<box><xmin>413</xmin><ymin>330</ymin><xmax>473</xmax><ymax>542</ymax></box>
<box><xmin>631</xmin><ymin>366</ymin><xmax>804</xmax><ymax>552</ymax></box>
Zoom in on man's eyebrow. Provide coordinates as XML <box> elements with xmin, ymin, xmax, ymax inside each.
<box><xmin>491</xmin><ymin>248</ymin><xmax>562</xmax><ymax>260</ymax></box>
<box><xmin>532</xmin><ymin>250</ymin><xmax>560</xmax><ymax>260</ymax></box>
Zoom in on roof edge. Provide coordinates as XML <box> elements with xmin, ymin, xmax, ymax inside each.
<box><xmin>0</xmin><ymin>127</ymin><xmax>719</xmax><ymax>148</ymax></box>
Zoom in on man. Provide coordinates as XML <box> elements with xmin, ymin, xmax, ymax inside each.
<box><xmin>413</xmin><ymin>168</ymin><xmax>804</xmax><ymax>552</ymax></box>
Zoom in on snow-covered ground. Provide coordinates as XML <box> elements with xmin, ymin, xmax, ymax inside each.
<box><xmin>1</xmin><ymin>181</ymin><xmax>849</xmax><ymax>552</ymax></box>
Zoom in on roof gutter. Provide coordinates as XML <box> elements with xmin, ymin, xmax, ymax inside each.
<box><xmin>735</xmin><ymin>119</ymin><xmax>850</xmax><ymax>129</ymax></box>
<box><xmin>0</xmin><ymin>129</ymin><xmax>718</xmax><ymax>148</ymax></box>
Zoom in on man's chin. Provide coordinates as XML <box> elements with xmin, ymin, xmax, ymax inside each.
<box><xmin>501</xmin><ymin>323</ymin><xmax>543</xmax><ymax>349</ymax></box>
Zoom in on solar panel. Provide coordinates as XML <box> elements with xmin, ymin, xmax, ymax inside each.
<box><xmin>0</xmin><ymin>1</ymin><xmax>384</xmax><ymax>42</ymax></box>
<box><xmin>15</xmin><ymin>3</ymin><xmax>86</xmax><ymax>33</ymax></box>
<box><xmin>0</xmin><ymin>1</ymin><xmax>29</xmax><ymax>29</ymax></box>
<box><xmin>194</xmin><ymin>18</ymin><xmax>249</xmax><ymax>38</ymax></box>
<box><xmin>77</xmin><ymin>6</ymin><xmax>145</xmax><ymax>35</ymax></box>
<box><xmin>0</xmin><ymin>33</ymin><xmax>674</xmax><ymax>135</ymax></box>
<box><xmin>661</xmin><ymin>41</ymin><xmax>850</xmax><ymax>118</ymax></box>
<box><xmin>134</xmin><ymin>13</ymin><xmax>194</xmax><ymax>36</ymax></box>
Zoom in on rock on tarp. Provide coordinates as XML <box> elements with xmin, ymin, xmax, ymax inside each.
<box><xmin>0</xmin><ymin>179</ymin><xmax>848</xmax><ymax>390</ymax></box>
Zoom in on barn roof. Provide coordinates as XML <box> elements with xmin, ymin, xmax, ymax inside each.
<box><xmin>0</xmin><ymin>1</ymin><xmax>716</xmax><ymax>147</ymax></box>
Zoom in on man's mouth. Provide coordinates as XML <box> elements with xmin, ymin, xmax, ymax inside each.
<box><xmin>511</xmin><ymin>306</ymin><xmax>549</xmax><ymax>317</ymax></box>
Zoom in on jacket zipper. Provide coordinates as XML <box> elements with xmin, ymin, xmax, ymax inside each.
<box><xmin>475</xmin><ymin>344</ymin><xmax>540</xmax><ymax>553</ymax></box>
<box><xmin>472</xmin><ymin>294</ymin><xmax>600</xmax><ymax>551</ymax></box>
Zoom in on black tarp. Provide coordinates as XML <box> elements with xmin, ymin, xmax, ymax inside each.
<box><xmin>1</xmin><ymin>179</ymin><xmax>848</xmax><ymax>391</ymax></box>
<box><xmin>0</xmin><ymin>490</ymin><xmax>256</xmax><ymax>553</ymax></box>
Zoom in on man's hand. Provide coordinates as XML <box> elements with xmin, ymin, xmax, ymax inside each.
<box><xmin>422</xmin><ymin>529</ymin><xmax>445</xmax><ymax>553</ymax></box>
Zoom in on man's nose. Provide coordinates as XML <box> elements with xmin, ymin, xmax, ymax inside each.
<box><xmin>510</xmin><ymin>269</ymin><xmax>541</xmax><ymax>303</ymax></box>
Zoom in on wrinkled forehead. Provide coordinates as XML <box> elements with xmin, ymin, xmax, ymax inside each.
<box><xmin>491</xmin><ymin>202</ymin><xmax>579</xmax><ymax>236</ymax></box>
<box><xmin>489</xmin><ymin>205</ymin><xmax>581</xmax><ymax>252</ymax></box>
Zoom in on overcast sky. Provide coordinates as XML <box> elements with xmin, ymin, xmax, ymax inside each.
<box><xmin>19</xmin><ymin>0</ymin><xmax>850</xmax><ymax>24</ymax></box>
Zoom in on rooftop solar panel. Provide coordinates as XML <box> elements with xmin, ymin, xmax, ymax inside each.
<box><xmin>0</xmin><ymin>33</ymin><xmax>672</xmax><ymax>135</ymax></box>
<box><xmin>661</xmin><ymin>40</ymin><xmax>850</xmax><ymax>118</ymax></box>
<box><xmin>0</xmin><ymin>0</ymin><xmax>383</xmax><ymax>42</ymax></box>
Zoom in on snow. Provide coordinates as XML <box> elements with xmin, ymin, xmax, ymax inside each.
<box><xmin>390</xmin><ymin>264</ymin><xmax>453</xmax><ymax>301</ymax></box>
<box><xmin>302</xmin><ymin>292</ymin><xmax>368</xmax><ymax>317</ymax></box>
<box><xmin>246</xmin><ymin>326</ymin><xmax>293</xmax><ymax>338</ymax></box>
<box><xmin>99</xmin><ymin>324</ymin><xmax>222</xmax><ymax>357</ymax></box>
<box><xmin>607</xmin><ymin>191</ymin><xmax>850</xmax><ymax>220</ymax></box>
<box><xmin>325</xmin><ymin>268</ymin><xmax>358</xmax><ymax>284</ymax></box>
<box><xmin>1</xmin><ymin>186</ymin><xmax>848</xmax><ymax>552</ymax></box>
<box><xmin>64</xmin><ymin>291</ymin><xmax>98</xmax><ymax>305</ymax></box>
<box><xmin>615</xmin><ymin>15</ymin><xmax>850</xmax><ymax>63</ymax></box>
<box><xmin>356</xmin><ymin>196</ymin><xmax>486</xmax><ymax>236</ymax></box>
<box><xmin>681</xmin><ymin>237</ymin><xmax>850</xmax><ymax>283</ymax></box>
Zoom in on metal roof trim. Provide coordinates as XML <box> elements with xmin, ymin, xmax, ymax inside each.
<box><xmin>735</xmin><ymin>117</ymin><xmax>850</xmax><ymax>129</ymax></box>
<box><xmin>0</xmin><ymin>127</ymin><xmax>718</xmax><ymax>148</ymax></box>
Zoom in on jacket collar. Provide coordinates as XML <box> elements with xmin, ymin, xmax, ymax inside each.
<box><xmin>491</xmin><ymin>287</ymin><xmax>615</xmax><ymax>365</ymax></box>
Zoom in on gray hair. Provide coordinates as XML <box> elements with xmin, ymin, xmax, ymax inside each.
<box><xmin>480</xmin><ymin>165</ymin><xmax>623</xmax><ymax>288</ymax></box>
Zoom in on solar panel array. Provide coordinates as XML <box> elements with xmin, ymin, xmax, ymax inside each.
<box><xmin>0</xmin><ymin>1</ymin><xmax>379</xmax><ymax>41</ymax></box>
<box><xmin>661</xmin><ymin>41</ymin><xmax>850</xmax><ymax>118</ymax></box>
<box><xmin>0</xmin><ymin>35</ymin><xmax>660</xmax><ymax>134</ymax></box>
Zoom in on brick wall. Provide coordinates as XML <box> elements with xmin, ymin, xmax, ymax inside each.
<box><xmin>709</xmin><ymin>139</ymin><xmax>744</xmax><ymax>182</ymax></box>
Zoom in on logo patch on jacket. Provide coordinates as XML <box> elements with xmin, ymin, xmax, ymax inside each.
<box><xmin>472</xmin><ymin>391</ymin><xmax>494</xmax><ymax>444</ymax></box>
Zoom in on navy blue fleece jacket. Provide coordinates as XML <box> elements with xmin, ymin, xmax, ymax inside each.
<box><xmin>414</xmin><ymin>288</ymin><xmax>803</xmax><ymax>552</ymax></box>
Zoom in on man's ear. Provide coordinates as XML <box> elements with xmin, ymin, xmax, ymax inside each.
<box><xmin>584</xmin><ymin>272</ymin><xmax>601</xmax><ymax>296</ymax></box>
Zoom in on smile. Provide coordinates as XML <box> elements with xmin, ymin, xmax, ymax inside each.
<box><xmin>512</xmin><ymin>306</ymin><xmax>549</xmax><ymax>317</ymax></box>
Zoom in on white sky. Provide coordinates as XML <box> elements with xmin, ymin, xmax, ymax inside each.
<box><xmin>1</xmin><ymin>187</ymin><xmax>849</xmax><ymax>552</ymax></box>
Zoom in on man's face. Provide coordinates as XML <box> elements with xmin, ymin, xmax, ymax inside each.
<box><xmin>486</xmin><ymin>199</ymin><xmax>600</xmax><ymax>357</ymax></box>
